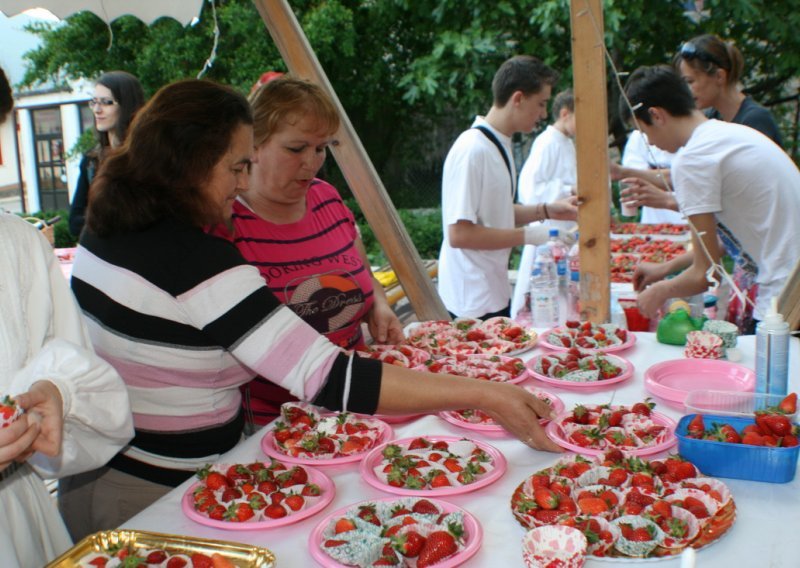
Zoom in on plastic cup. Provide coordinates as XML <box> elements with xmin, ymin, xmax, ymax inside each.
<box><xmin>619</xmin><ymin>182</ymin><xmax>639</xmax><ymax>217</ymax></box>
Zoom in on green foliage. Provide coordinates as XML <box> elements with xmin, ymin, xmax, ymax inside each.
<box><xmin>352</xmin><ymin>203</ymin><xmax>442</xmax><ymax>265</ymax></box>
<box><xmin>22</xmin><ymin>209</ymin><xmax>76</xmax><ymax>248</ymax></box>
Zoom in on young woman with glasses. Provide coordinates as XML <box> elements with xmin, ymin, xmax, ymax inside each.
<box><xmin>68</xmin><ymin>71</ymin><xmax>145</xmax><ymax>236</ymax></box>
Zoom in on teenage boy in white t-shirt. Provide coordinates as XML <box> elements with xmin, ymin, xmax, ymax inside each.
<box><xmin>623</xmin><ymin>65</ymin><xmax>800</xmax><ymax>324</ymax></box>
<box><xmin>438</xmin><ymin>56</ymin><xmax>578</xmax><ymax>320</ymax></box>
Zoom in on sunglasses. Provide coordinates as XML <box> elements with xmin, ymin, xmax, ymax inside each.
<box><xmin>89</xmin><ymin>98</ymin><xmax>117</xmax><ymax>108</ymax></box>
<box><xmin>679</xmin><ymin>42</ymin><xmax>725</xmax><ymax>70</ymax></box>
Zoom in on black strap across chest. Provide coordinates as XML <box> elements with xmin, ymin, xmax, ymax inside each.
<box><xmin>473</xmin><ymin>125</ymin><xmax>514</xmax><ymax>198</ymax></box>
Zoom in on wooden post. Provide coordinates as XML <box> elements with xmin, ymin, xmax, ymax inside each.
<box><xmin>778</xmin><ymin>259</ymin><xmax>800</xmax><ymax>331</ymax></box>
<box><xmin>251</xmin><ymin>0</ymin><xmax>449</xmax><ymax>322</ymax></box>
<box><xmin>570</xmin><ymin>0</ymin><xmax>611</xmax><ymax>323</ymax></box>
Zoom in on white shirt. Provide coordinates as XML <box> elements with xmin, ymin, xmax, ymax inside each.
<box><xmin>0</xmin><ymin>214</ymin><xmax>134</xmax><ymax>566</ymax></box>
<box><xmin>672</xmin><ymin>119</ymin><xmax>800</xmax><ymax>320</ymax></box>
<box><xmin>621</xmin><ymin>130</ymin><xmax>685</xmax><ymax>225</ymax></box>
<box><xmin>438</xmin><ymin>117</ymin><xmax>516</xmax><ymax>317</ymax></box>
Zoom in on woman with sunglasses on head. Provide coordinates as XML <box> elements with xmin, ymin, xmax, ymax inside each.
<box><xmin>68</xmin><ymin>71</ymin><xmax>145</xmax><ymax>237</ymax></box>
<box><xmin>675</xmin><ymin>34</ymin><xmax>782</xmax><ymax>147</ymax></box>
<box><xmin>59</xmin><ymin>79</ymin><xmax>561</xmax><ymax>541</ymax></box>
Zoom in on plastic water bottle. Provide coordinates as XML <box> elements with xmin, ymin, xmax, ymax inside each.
<box><xmin>530</xmin><ymin>245</ymin><xmax>559</xmax><ymax>328</ymax></box>
<box><xmin>567</xmin><ymin>234</ymin><xmax>580</xmax><ymax>321</ymax></box>
<box><xmin>755</xmin><ymin>297</ymin><xmax>790</xmax><ymax>396</ymax></box>
<box><xmin>547</xmin><ymin>229</ymin><xmax>568</xmax><ymax>291</ymax></box>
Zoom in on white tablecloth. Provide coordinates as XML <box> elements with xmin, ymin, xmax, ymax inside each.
<box><xmin>121</xmin><ymin>333</ymin><xmax>800</xmax><ymax>567</ymax></box>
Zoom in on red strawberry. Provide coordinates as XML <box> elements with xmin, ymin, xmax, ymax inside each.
<box><xmin>430</xmin><ymin>472</ymin><xmax>452</xmax><ymax>488</ymax></box>
<box><xmin>687</xmin><ymin>414</ymin><xmax>705</xmax><ymax>438</ymax></box>
<box><xmin>188</xmin><ymin>553</ymin><xmax>214</xmax><ymax>568</ymax></box>
<box><xmin>146</xmin><ymin>550</ymin><xmax>168</xmax><ymax>564</ymax></box>
<box><xmin>334</xmin><ymin>517</ymin><xmax>357</xmax><ymax>534</ymax></box>
<box><xmin>578</xmin><ymin>496</ymin><xmax>609</xmax><ymax>515</ymax></box>
<box><xmin>779</xmin><ymin>393</ymin><xmax>797</xmax><ymax>414</ymax></box>
<box><xmin>742</xmin><ymin>431</ymin><xmax>765</xmax><ymax>446</ymax></box>
<box><xmin>629</xmin><ymin>527</ymin><xmax>655</xmax><ymax>542</ymax></box>
<box><xmin>264</xmin><ymin>503</ymin><xmax>287</xmax><ymax>519</ymax></box>
<box><xmin>417</xmin><ymin>524</ymin><xmax>462</xmax><ymax>568</ymax></box>
<box><xmin>0</xmin><ymin>395</ymin><xmax>22</xmax><ymax>428</ymax></box>
<box><xmin>534</xmin><ymin>487</ymin><xmax>560</xmax><ymax>510</ymax></box>
<box><xmin>781</xmin><ymin>433</ymin><xmax>799</xmax><ymax>447</ymax></box>
<box><xmin>284</xmin><ymin>493</ymin><xmax>304</xmax><ymax>511</ymax></box>
<box><xmin>87</xmin><ymin>558</ymin><xmax>108</xmax><ymax>567</ymax></box>
<box><xmin>198</xmin><ymin>467</ymin><xmax>231</xmax><ymax>490</ymax></box>
<box><xmin>301</xmin><ymin>483</ymin><xmax>321</xmax><ymax>496</ymax></box>
<box><xmin>357</xmin><ymin>504</ymin><xmax>381</xmax><ymax>526</ymax></box>
<box><xmin>759</xmin><ymin>414</ymin><xmax>793</xmax><ymax>437</ymax></box>
<box><xmin>412</xmin><ymin>499</ymin><xmax>440</xmax><ymax>515</ymax></box>
<box><xmin>394</xmin><ymin>531</ymin><xmax>426</xmax><ymax>558</ymax></box>
<box><xmin>631</xmin><ymin>399</ymin><xmax>655</xmax><ymax>416</ymax></box>
<box><xmin>324</xmin><ymin>539</ymin><xmax>348</xmax><ymax>548</ymax></box>
<box><xmin>408</xmin><ymin>437</ymin><xmax>431</xmax><ymax>450</ymax></box>
<box><xmin>206</xmin><ymin>503</ymin><xmax>226</xmax><ymax>521</ymax></box>
<box><xmin>166</xmin><ymin>557</ymin><xmax>188</xmax><ymax>568</ymax></box>
<box><xmin>224</xmin><ymin>502</ymin><xmax>254</xmax><ymax>523</ymax></box>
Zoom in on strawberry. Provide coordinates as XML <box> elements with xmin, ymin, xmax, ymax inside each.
<box><xmin>429</xmin><ymin>472</ymin><xmax>452</xmax><ymax>488</ymax></box>
<box><xmin>651</xmin><ymin>499</ymin><xmax>673</xmax><ymax>519</ymax></box>
<box><xmin>442</xmin><ymin>458</ymin><xmax>463</xmax><ymax>473</ymax></box>
<box><xmin>629</xmin><ymin>526</ymin><xmax>655</xmax><ymax>542</ymax></box>
<box><xmin>578</xmin><ymin>496</ymin><xmax>609</xmax><ymax>515</ymax></box>
<box><xmin>301</xmin><ymin>483</ymin><xmax>321</xmax><ymax>496</ymax></box>
<box><xmin>190</xmin><ymin>553</ymin><xmax>214</xmax><ymax>568</ymax></box>
<box><xmin>166</xmin><ymin>557</ymin><xmax>188</xmax><ymax>568</ymax></box>
<box><xmin>224</xmin><ymin>502</ymin><xmax>254</xmax><ymax>523</ymax></box>
<box><xmin>0</xmin><ymin>395</ymin><xmax>22</xmax><ymax>428</ymax></box>
<box><xmin>715</xmin><ymin>423</ymin><xmax>742</xmax><ymax>444</ymax></box>
<box><xmin>207</xmin><ymin>503</ymin><xmax>227</xmax><ymax>521</ymax></box>
<box><xmin>219</xmin><ymin>486</ymin><xmax>242</xmax><ymax>503</ymax></box>
<box><xmin>534</xmin><ymin>487</ymin><xmax>560</xmax><ymax>510</ymax></box>
<box><xmin>324</xmin><ymin>539</ymin><xmax>348</xmax><ymax>548</ymax></box>
<box><xmin>197</xmin><ymin>467</ymin><xmax>231</xmax><ymax>490</ymax></box>
<box><xmin>357</xmin><ymin>504</ymin><xmax>381</xmax><ymax>526</ymax></box>
<box><xmin>533</xmin><ymin>509</ymin><xmax>564</xmax><ymax>523</ymax></box>
<box><xmin>264</xmin><ymin>503</ymin><xmax>287</xmax><ymax>519</ymax></box>
<box><xmin>631</xmin><ymin>399</ymin><xmax>655</xmax><ymax>416</ymax></box>
<box><xmin>247</xmin><ymin>492</ymin><xmax>267</xmax><ymax>511</ymax></box>
<box><xmin>412</xmin><ymin>499</ymin><xmax>440</xmax><ymax>515</ymax></box>
<box><xmin>687</xmin><ymin>414</ymin><xmax>705</xmax><ymax>438</ymax></box>
<box><xmin>408</xmin><ymin>437</ymin><xmax>431</xmax><ymax>450</ymax></box>
<box><xmin>87</xmin><ymin>557</ymin><xmax>108</xmax><ymax>567</ymax></box>
<box><xmin>742</xmin><ymin>431</ymin><xmax>765</xmax><ymax>445</ymax></box>
<box><xmin>284</xmin><ymin>493</ymin><xmax>304</xmax><ymax>511</ymax></box>
<box><xmin>778</xmin><ymin>393</ymin><xmax>797</xmax><ymax>414</ymax></box>
<box><xmin>334</xmin><ymin>517</ymin><xmax>357</xmax><ymax>534</ymax></box>
<box><xmin>606</xmin><ymin>468</ymin><xmax>628</xmax><ymax>487</ymax></box>
<box><xmin>417</xmin><ymin>524</ymin><xmax>462</xmax><ymax>568</ymax></box>
<box><xmin>781</xmin><ymin>433</ymin><xmax>799</xmax><ymax>447</ymax></box>
<box><xmin>759</xmin><ymin>414</ymin><xmax>793</xmax><ymax>437</ymax></box>
<box><xmin>394</xmin><ymin>531</ymin><xmax>426</xmax><ymax>557</ymax></box>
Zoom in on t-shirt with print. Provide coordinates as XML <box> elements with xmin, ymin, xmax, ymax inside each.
<box><xmin>672</xmin><ymin>119</ymin><xmax>800</xmax><ymax>320</ymax></box>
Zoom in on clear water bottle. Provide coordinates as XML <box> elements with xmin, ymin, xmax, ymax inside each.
<box><xmin>530</xmin><ymin>245</ymin><xmax>559</xmax><ymax>328</ymax></box>
<box><xmin>755</xmin><ymin>297</ymin><xmax>790</xmax><ymax>396</ymax></box>
<box><xmin>547</xmin><ymin>229</ymin><xmax>568</xmax><ymax>291</ymax></box>
<box><xmin>567</xmin><ymin>234</ymin><xmax>580</xmax><ymax>321</ymax></box>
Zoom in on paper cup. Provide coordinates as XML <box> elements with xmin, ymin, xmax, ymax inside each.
<box><xmin>522</xmin><ymin>525</ymin><xmax>587</xmax><ymax>568</ymax></box>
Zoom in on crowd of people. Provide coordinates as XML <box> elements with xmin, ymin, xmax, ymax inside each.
<box><xmin>0</xmin><ymin>28</ymin><xmax>797</xmax><ymax>567</ymax></box>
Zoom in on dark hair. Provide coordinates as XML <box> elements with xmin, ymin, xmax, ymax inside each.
<box><xmin>492</xmin><ymin>55</ymin><xmax>559</xmax><ymax>107</ymax></box>
<box><xmin>621</xmin><ymin>65</ymin><xmax>696</xmax><ymax>125</ymax></box>
<box><xmin>87</xmin><ymin>80</ymin><xmax>253</xmax><ymax>237</ymax></box>
<box><xmin>551</xmin><ymin>89</ymin><xmax>574</xmax><ymax>121</ymax></box>
<box><xmin>0</xmin><ymin>67</ymin><xmax>13</xmax><ymax>124</ymax></box>
<box><xmin>93</xmin><ymin>71</ymin><xmax>145</xmax><ymax>156</ymax></box>
<box><xmin>674</xmin><ymin>34</ymin><xmax>744</xmax><ymax>86</ymax></box>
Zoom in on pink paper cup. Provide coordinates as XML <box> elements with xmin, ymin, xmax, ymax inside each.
<box><xmin>522</xmin><ymin>525</ymin><xmax>587</xmax><ymax>568</ymax></box>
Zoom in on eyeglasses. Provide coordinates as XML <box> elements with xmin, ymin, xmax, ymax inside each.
<box><xmin>88</xmin><ymin>98</ymin><xmax>117</xmax><ymax>108</ymax></box>
<box><xmin>679</xmin><ymin>42</ymin><xmax>725</xmax><ymax>70</ymax></box>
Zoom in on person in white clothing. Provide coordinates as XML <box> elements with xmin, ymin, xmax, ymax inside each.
<box><xmin>0</xmin><ymin>69</ymin><xmax>133</xmax><ymax>567</ymax></box>
<box><xmin>617</xmin><ymin>130</ymin><xmax>684</xmax><ymax>225</ymax></box>
<box><xmin>438</xmin><ymin>55</ymin><xmax>577</xmax><ymax>319</ymax></box>
<box><xmin>511</xmin><ymin>89</ymin><xmax>577</xmax><ymax>317</ymax></box>
<box><xmin>622</xmin><ymin>65</ymin><xmax>800</xmax><ymax>324</ymax></box>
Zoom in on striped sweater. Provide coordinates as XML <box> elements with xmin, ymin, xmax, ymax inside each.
<box><xmin>72</xmin><ymin>217</ymin><xmax>381</xmax><ymax>483</ymax></box>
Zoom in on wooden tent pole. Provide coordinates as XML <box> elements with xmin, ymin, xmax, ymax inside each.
<box><xmin>250</xmin><ymin>0</ymin><xmax>449</xmax><ymax>321</ymax></box>
<box><xmin>778</xmin><ymin>259</ymin><xmax>800</xmax><ymax>331</ymax></box>
<box><xmin>570</xmin><ymin>0</ymin><xmax>611</xmax><ymax>323</ymax></box>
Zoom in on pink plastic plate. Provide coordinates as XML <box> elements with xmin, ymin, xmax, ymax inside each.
<box><xmin>359</xmin><ymin>435</ymin><xmax>507</xmax><ymax>496</ymax></box>
<box><xmin>526</xmin><ymin>353</ymin><xmax>635</xmax><ymax>390</ymax></box>
<box><xmin>181</xmin><ymin>465</ymin><xmax>335</xmax><ymax>530</ymax></box>
<box><xmin>545</xmin><ymin>410</ymin><xmax>678</xmax><ymax>457</ymax></box>
<box><xmin>308</xmin><ymin>497</ymin><xmax>483</xmax><ymax>568</ymax></box>
<box><xmin>261</xmin><ymin>417</ymin><xmax>392</xmax><ymax>466</ymax></box>
<box><xmin>540</xmin><ymin>326</ymin><xmax>637</xmax><ymax>353</ymax></box>
<box><xmin>438</xmin><ymin>386</ymin><xmax>565</xmax><ymax>432</ymax></box>
<box><xmin>644</xmin><ymin>359</ymin><xmax>756</xmax><ymax>405</ymax></box>
<box><xmin>367</xmin><ymin>413</ymin><xmax>425</xmax><ymax>424</ymax></box>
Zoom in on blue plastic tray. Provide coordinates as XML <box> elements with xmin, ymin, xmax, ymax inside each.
<box><xmin>676</xmin><ymin>414</ymin><xmax>799</xmax><ymax>483</ymax></box>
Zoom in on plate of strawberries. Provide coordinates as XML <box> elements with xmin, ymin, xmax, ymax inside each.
<box><xmin>438</xmin><ymin>386</ymin><xmax>565</xmax><ymax>432</ymax></box>
<box><xmin>541</xmin><ymin>321</ymin><xmax>635</xmax><ymax>353</ymax></box>
<box><xmin>405</xmin><ymin>316</ymin><xmax>538</xmax><ymax>357</ymax></box>
<box><xmin>417</xmin><ymin>353</ymin><xmax>529</xmax><ymax>384</ymax></box>
<box><xmin>261</xmin><ymin>403</ymin><xmax>392</xmax><ymax>466</ymax></box>
<box><xmin>510</xmin><ymin>452</ymin><xmax>736</xmax><ymax>560</ymax></box>
<box><xmin>310</xmin><ymin>496</ymin><xmax>482</xmax><ymax>568</ymax></box>
<box><xmin>545</xmin><ymin>401</ymin><xmax>677</xmax><ymax>457</ymax></box>
<box><xmin>527</xmin><ymin>348</ymin><xmax>634</xmax><ymax>389</ymax></box>
<box><xmin>182</xmin><ymin>458</ymin><xmax>334</xmax><ymax>530</ymax></box>
<box><xmin>355</xmin><ymin>344</ymin><xmax>432</xmax><ymax>368</ymax></box>
<box><xmin>360</xmin><ymin>435</ymin><xmax>506</xmax><ymax>496</ymax></box>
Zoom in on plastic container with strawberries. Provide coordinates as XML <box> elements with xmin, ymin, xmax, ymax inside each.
<box><xmin>676</xmin><ymin>414</ymin><xmax>800</xmax><ymax>483</ymax></box>
<box><xmin>683</xmin><ymin>390</ymin><xmax>798</xmax><ymax>421</ymax></box>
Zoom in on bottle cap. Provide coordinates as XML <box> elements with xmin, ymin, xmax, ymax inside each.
<box><xmin>549</xmin><ymin>228</ymin><xmax>559</xmax><ymax>237</ymax></box>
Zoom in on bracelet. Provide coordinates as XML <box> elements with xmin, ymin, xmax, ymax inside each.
<box><xmin>543</xmin><ymin>203</ymin><xmax>550</xmax><ymax>219</ymax></box>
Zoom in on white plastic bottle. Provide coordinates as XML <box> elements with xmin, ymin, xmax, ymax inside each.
<box><xmin>755</xmin><ymin>297</ymin><xmax>790</xmax><ymax>396</ymax></box>
<box><xmin>567</xmin><ymin>234</ymin><xmax>581</xmax><ymax>321</ymax></box>
<box><xmin>547</xmin><ymin>229</ymin><xmax>568</xmax><ymax>291</ymax></box>
<box><xmin>530</xmin><ymin>245</ymin><xmax>559</xmax><ymax>328</ymax></box>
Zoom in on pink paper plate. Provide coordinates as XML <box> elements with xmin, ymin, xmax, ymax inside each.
<box><xmin>308</xmin><ymin>497</ymin><xmax>483</xmax><ymax>568</ymax></box>
<box><xmin>644</xmin><ymin>359</ymin><xmax>756</xmax><ymax>405</ymax></box>
<box><xmin>438</xmin><ymin>386</ymin><xmax>565</xmax><ymax>433</ymax></box>
<box><xmin>181</xmin><ymin>466</ymin><xmax>335</xmax><ymax>530</ymax></box>
<box><xmin>545</xmin><ymin>410</ymin><xmax>678</xmax><ymax>457</ymax></box>
<box><xmin>359</xmin><ymin>435</ymin><xmax>507</xmax><ymax>496</ymax></box>
<box><xmin>261</xmin><ymin>418</ymin><xmax>393</xmax><ymax>466</ymax></box>
<box><xmin>540</xmin><ymin>326</ymin><xmax>637</xmax><ymax>353</ymax></box>
<box><xmin>526</xmin><ymin>353</ymin><xmax>634</xmax><ymax>390</ymax></box>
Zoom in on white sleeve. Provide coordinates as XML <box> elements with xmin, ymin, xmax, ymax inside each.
<box><xmin>10</xmin><ymin>339</ymin><xmax>134</xmax><ymax>478</ymax></box>
<box><xmin>519</xmin><ymin>136</ymin><xmax>571</xmax><ymax>205</ymax></box>
<box><xmin>672</xmin><ymin>150</ymin><xmax>722</xmax><ymax>217</ymax></box>
<box><xmin>8</xmin><ymin>234</ymin><xmax>133</xmax><ymax>479</ymax></box>
<box><xmin>442</xmin><ymin>137</ymin><xmax>485</xmax><ymax>225</ymax></box>
<box><xmin>621</xmin><ymin>131</ymin><xmax>650</xmax><ymax>170</ymax></box>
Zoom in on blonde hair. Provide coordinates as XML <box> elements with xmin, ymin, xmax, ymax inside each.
<box><xmin>249</xmin><ymin>76</ymin><xmax>340</xmax><ymax>146</ymax></box>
